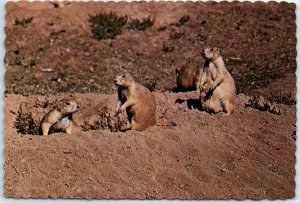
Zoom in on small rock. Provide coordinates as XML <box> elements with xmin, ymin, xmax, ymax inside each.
<box><xmin>41</xmin><ymin>68</ymin><xmax>53</xmax><ymax>72</ymax></box>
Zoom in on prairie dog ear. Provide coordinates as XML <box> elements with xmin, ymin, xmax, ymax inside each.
<box><xmin>56</xmin><ymin>101</ymin><xmax>64</xmax><ymax>111</ymax></box>
<box><xmin>215</xmin><ymin>47</ymin><xmax>220</xmax><ymax>54</ymax></box>
<box><xmin>124</xmin><ymin>73</ymin><xmax>132</xmax><ymax>80</ymax></box>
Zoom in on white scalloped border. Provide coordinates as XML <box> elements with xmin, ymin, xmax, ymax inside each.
<box><xmin>0</xmin><ymin>1</ymin><xmax>298</xmax><ymax>203</ymax></box>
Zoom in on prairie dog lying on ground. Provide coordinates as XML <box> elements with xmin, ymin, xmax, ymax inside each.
<box><xmin>41</xmin><ymin>99</ymin><xmax>80</xmax><ymax>135</ymax></box>
<box><xmin>114</xmin><ymin>73</ymin><xmax>156</xmax><ymax>131</ymax></box>
<box><xmin>200</xmin><ymin>47</ymin><xmax>236</xmax><ymax>115</ymax></box>
<box><xmin>175</xmin><ymin>60</ymin><xmax>202</xmax><ymax>92</ymax></box>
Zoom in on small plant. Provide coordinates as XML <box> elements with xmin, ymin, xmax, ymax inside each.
<box><xmin>57</xmin><ymin>70</ymin><xmax>68</xmax><ymax>80</ymax></box>
<box><xmin>143</xmin><ymin>80</ymin><xmax>157</xmax><ymax>92</ymax></box>
<box><xmin>158</xmin><ymin>26</ymin><xmax>167</xmax><ymax>32</ymax></box>
<box><xmin>89</xmin><ymin>12</ymin><xmax>128</xmax><ymax>40</ymax></box>
<box><xmin>15</xmin><ymin>110</ymin><xmax>40</xmax><ymax>135</ymax></box>
<box><xmin>28</xmin><ymin>58</ymin><xmax>37</xmax><ymax>67</ymax></box>
<box><xmin>15</xmin><ymin>17</ymin><xmax>33</xmax><ymax>26</ymax></box>
<box><xmin>269</xmin><ymin>89</ymin><xmax>296</xmax><ymax>105</ymax></box>
<box><xmin>169</xmin><ymin>30</ymin><xmax>185</xmax><ymax>40</ymax></box>
<box><xmin>162</xmin><ymin>44</ymin><xmax>175</xmax><ymax>53</ymax></box>
<box><xmin>171</xmin><ymin>15</ymin><xmax>190</xmax><ymax>27</ymax></box>
<box><xmin>9</xmin><ymin>57</ymin><xmax>22</xmax><ymax>66</ymax></box>
<box><xmin>128</xmin><ymin>16</ymin><xmax>155</xmax><ymax>31</ymax></box>
<box><xmin>270</xmin><ymin>96</ymin><xmax>296</xmax><ymax>105</ymax></box>
<box><xmin>82</xmin><ymin>107</ymin><xmax>128</xmax><ymax>132</ymax></box>
<box><xmin>179</xmin><ymin>15</ymin><xmax>190</xmax><ymax>25</ymax></box>
<box><xmin>269</xmin><ymin>14</ymin><xmax>281</xmax><ymax>21</ymax></box>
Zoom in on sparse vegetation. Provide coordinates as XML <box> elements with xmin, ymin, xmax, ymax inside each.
<box><xmin>237</xmin><ymin>70</ymin><xmax>284</xmax><ymax>94</ymax></box>
<box><xmin>171</xmin><ymin>15</ymin><xmax>190</xmax><ymax>27</ymax></box>
<box><xmin>157</xmin><ymin>26</ymin><xmax>167</xmax><ymax>32</ymax></box>
<box><xmin>169</xmin><ymin>30</ymin><xmax>185</xmax><ymax>39</ymax></box>
<box><xmin>82</xmin><ymin>107</ymin><xmax>128</xmax><ymax>132</ymax></box>
<box><xmin>14</xmin><ymin>98</ymin><xmax>61</xmax><ymax>135</ymax></box>
<box><xmin>57</xmin><ymin>70</ymin><xmax>68</xmax><ymax>80</ymax></box>
<box><xmin>15</xmin><ymin>110</ymin><xmax>40</xmax><ymax>135</ymax></box>
<box><xmin>143</xmin><ymin>80</ymin><xmax>157</xmax><ymax>92</ymax></box>
<box><xmin>162</xmin><ymin>44</ymin><xmax>175</xmax><ymax>53</ymax></box>
<box><xmin>28</xmin><ymin>58</ymin><xmax>37</xmax><ymax>67</ymax></box>
<box><xmin>9</xmin><ymin>57</ymin><xmax>22</xmax><ymax>66</ymax></box>
<box><xmin>89</xmin><ymin>12</ymin><xmax>128</xmax><ymax>40</ymax></box>
<box><xmin>4</xmin><ymin>2</ymin><xmax>296</xmax><ymax>101</ymax></box>
<box><xmin>128</xmin><ymin>16</ymin><xmax>155</xmax><ymax>31</ymax></box>
<box><xmin>269</xmin><ymin>14</ymin><xmax>281</xmax><ymax>21</ymax></box>
<box><xmin>15</xmin><ymin>17</ymin><xmax>33</xmax><ymax>26</ymax></box>
<box><xmin>179</xmin><ymin>15</ymin><xmax>190</xmax><ymax>25</ymax></box>
<box><xmin>269</xmin><ymin>89</ymin><xmax>296</xmax><ymax>105</ymax></box>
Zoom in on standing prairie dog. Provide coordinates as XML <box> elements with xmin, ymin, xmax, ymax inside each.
<box><xmin>41</xmin><ymin>99</ymin><xmax>80</xmax><ymax>135</ymax></box>
<box><xmin>200</xmin><ymin>47</ymin><xmax>236</xmax><ymax>115</ymax></box>
<box><xmin>175</xmin><ymin>60</ymin><xmax>202</xmax><ymax>92</ymax></box>
<box><xmin>114</xmin><ymin>73</ymin><xmax>156</xmax><ymax>131</ymax></box>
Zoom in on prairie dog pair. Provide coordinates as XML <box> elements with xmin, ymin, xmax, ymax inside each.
<box><xmin>41</xmin><ymin>100</ymin><xmax>80</xmax><ymax>135</ymax></box>
<box><xmin>200</xmin><ymin>47</ymin><xmax>236</xmax><ymax>115</ymax></box>
<box><xmin>114</xmin><ymin>74</ymin><xmax>156</xmax><ymax>131</ymax></box>
<box><xmin>175</xmin><ymin>60</ymin><xmax>202</xmax><ymax>92</ymax></box>
<box><xmin>176</xmin><ymin>47</ymin><xmax>236</xmax><ymax>115</ymax></box>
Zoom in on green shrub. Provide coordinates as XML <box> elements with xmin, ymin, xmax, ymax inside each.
<box><xmin>15</xmin><ymin>17</ymin><xmax>33</xmax><ymax>26</ymax></box>
<box><xmin>179</xmin><ymin>15</ymin><xmax>190</xmax><ymax>25</ymax></box>
<box><xmin>15</xmin><ymin>111</ymin><xmax>40</xmax><ymax>135</ymax></box>
<box><xmin>89</xmin><ymin>12</ymin><xmax>128</xmax><ymax>40</ymax></box>
<box><xmin>128</xmin><ymin>16</ymin><xmax>155</xmax><ymax>31</ymax></box>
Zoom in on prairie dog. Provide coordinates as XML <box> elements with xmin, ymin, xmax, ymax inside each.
<box><xmin>200</xmin><ymin>47</ymin><xmax>236</xmax><ymax>115</ymax></box>
<box><xmin>114</xmin><ymin>73</ymin><xmax>156</xmax><ymax>131</ymax></box>
<box><xmin>175</xmin><ymin>60</ymin><xmax>202</xmax><ymax>92</ymax></box>
<box><xmin>199</xmin><ymin>60</ymin><xmax>218</xmax><ymax>100</ymax></box>
<box><xmin>41</xmin><ymin>99</ymin><xmax>80</xmax><ymax>135</ymax></box>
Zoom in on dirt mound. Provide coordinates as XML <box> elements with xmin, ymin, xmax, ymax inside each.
<box><xmin>4</xmin><ymin>92</ymin><xmax>296</xmax><ymax>199</ymax></box>
<box><xmin>14</xmin><ymin>94</ymin><xmax>129</xmax><ymax>134</ymax></box>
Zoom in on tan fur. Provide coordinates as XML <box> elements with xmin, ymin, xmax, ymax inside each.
<box><xmin>114</xmin><ymin>73</ymin><xmax>156</xmax><ymax>131</ymax></box>
<box><xmin>176</xmin><ymin>60</ymin><xmax>202</xmax><ymax>91</ymax></box>
<box><xmin>200</xmin><ymin>47</ymin><xmax>236</xmax><ymax>115</ymax></box>
<box><xmin>41</xmin><ymin>99</ymin><xmax>79</xmax><ymax>135</ymax></box>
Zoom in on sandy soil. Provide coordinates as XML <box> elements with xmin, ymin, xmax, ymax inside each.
<box><xmin>4</xmin><ymin>92</ymin><xmax>296</xmax><ymax>199</ymax></box>
<box><xmin>3</xmin><ymin>1</ymin><xmax>296</xmax><ymax>199</ymax></box>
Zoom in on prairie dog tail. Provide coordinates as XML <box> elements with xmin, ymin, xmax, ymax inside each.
<box><xmin>156</xmin><ymin>119</ymin><xmax>177</xmax><ymax>127</ymax></box>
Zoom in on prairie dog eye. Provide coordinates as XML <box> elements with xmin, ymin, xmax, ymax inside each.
<box><xmin>210</xmin><ymin>48</ymin><xmax>214</xmax><ymax>51</ymax></box>
<box><xmin>122</xmin><ymin>75</ymin><xmax>126</xmax><ymax>78</ymax></box>
<box><xmin>66</xmin><ymin>102</ymin><xmax>70</xmax><ymax>105</ymax></box>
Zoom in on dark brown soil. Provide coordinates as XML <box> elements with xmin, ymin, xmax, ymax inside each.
<box><xmin>4</xmin><ymin>1</ymin><xmax>296</xmax><ymax>199</ymax></box>
<box><xmin>4</xmin><ymin>1</ymin><xmax>296</xmax><ymax>103</ymax></box>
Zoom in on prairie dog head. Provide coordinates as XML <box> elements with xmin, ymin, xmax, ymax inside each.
<box><xmin>57</xmin><ymin>99</ymin><xmax>80</xmax><ymax>115</ymax></box>
<box><xmin>113</xmin><ymin>73</ymin><xmax>134</xmax><ymax>88</ymax></box>
<box><xmin>202</xmin><ymin>47</ymin><xmax>221</xmax><ymax>61</ymax></box>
